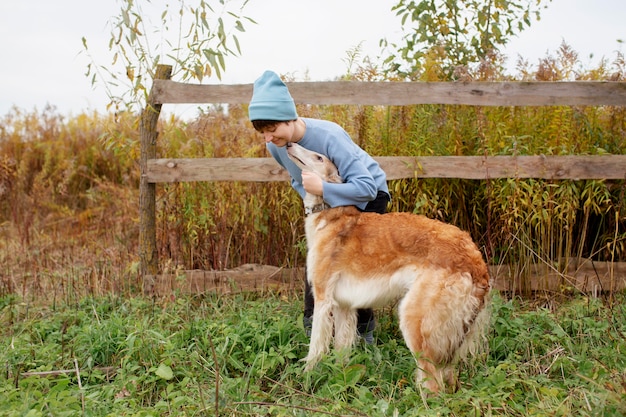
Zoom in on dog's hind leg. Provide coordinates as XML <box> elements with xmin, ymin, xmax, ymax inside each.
<box><xmin>304</xmin><ymin>298</ymin><xmax>334</xmax><ymax>371</ymax></box>
<box><xmin>397</xmin><ymin>284</ymin><xmax>444</xmax><ymax>392</ymax></box>
<box><xmin>399</xmin><ymin>270</ymin><xmax>481</xmax><ymax>393</ymax></box>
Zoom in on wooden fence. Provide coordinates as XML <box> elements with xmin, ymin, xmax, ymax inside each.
<box><xmin>140</xmin><ymin>64</ymin><xmax>626</xmax><ymax>291</ymax></box>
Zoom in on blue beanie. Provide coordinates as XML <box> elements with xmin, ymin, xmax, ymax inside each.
<box><xmin>249</xmin><ymin>70</ymin><xmax>298</xmax><ymax>121</ymax></box>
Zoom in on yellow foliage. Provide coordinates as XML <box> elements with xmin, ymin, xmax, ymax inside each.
<box><xmin>1</xmin><ymin>47</ymin><xmax>625</xmax><ymax>299</ymax></box>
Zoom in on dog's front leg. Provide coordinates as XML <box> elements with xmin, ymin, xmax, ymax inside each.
<box><xmin>303</xmin><ymin>298</ymin><xmax>334</xmax><ymax>371</ymax></box>
<box><xmin>333</xmin><ymin>305</ymin><xmax>357</xmax><ymax>351</ymax></box>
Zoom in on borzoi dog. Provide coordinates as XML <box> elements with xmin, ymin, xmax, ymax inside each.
<box><xmin>286</xmin><ymin>142</ymin><xmax>490</xmax><ymax>393</ymax></box>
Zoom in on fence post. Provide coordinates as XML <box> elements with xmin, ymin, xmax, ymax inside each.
<box><xmin>140</xmin><ymin>64</ymin><xmax>172</xmax><ymax>284</ymax></box>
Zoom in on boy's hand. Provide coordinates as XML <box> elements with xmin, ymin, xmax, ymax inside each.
<box><xmin>302</xmin><ymin>171</ymin><xmax>324</xmax><ymax>196</ymax></box>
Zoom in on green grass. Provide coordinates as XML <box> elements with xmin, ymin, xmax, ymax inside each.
<box><xmin>1</xmin><ymin>292</ymin><xmax>624</xmax><ymax>416</ymax></box>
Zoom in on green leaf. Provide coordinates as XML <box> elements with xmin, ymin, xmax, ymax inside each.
<box><xmin>343</xmin><ymin>364</ymin><xmax>366</xmax><ymax>387</ymax></box>
<box><xmin>155</xmin><ymin>363</ymin><xmax>174</xmax><ymax>380</ymax></box>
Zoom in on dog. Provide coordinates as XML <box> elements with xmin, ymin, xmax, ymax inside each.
<box><xmin>286</xmin><ymin>142</ymin><xmax>490</xmax><ymax>393</ymax></box>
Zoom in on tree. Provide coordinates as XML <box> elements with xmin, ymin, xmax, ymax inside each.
<box><xmin>82</xmin><ymin>0</ymin><xmax>255</xmax><ymax>112</ymax></box>
<box><xmin>382</xmin><ymin>0</ymin><xmax>552</xmax><ymax>80</ymax></box>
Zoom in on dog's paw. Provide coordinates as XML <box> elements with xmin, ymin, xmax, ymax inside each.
<box><xmin>301</xmin><ymin>355</ymin><xmax>320</xmax><ymax>372</ymax></box>
<box><xmin>302</xmin><ymin>360</ymin><xmax>318</xmax><ymax>373</ymax></box>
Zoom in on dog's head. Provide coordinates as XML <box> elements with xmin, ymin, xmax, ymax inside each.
<box><xmin>286</xmin><ymin>143</ymin><xmax>342</xmax><ymax>184</ymax></box>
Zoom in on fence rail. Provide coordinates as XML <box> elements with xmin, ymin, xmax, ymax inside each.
<box><xmin>152</xmin><ymin>79</ymin><xmax>626</xmax><ymax>106</ymax></box>
<box><xmin>146</xmin><ymin>155</ymin><xmax>626</xmax><ymax>183</ymax></box>
<box><xmin>139</xmin><ymin>64</ymin><xmax>626</xmax><ymax>280</ymax></box>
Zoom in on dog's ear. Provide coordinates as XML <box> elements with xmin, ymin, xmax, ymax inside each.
<box><xmin>328</xmin><ymin>172</ymin><xmax>343</xmax><ymax>184</ymax></box>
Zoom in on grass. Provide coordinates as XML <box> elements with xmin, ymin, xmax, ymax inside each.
<box><xmin>1</xmin><ymin>291</ymin><xmax>625</xmax><ymax>416</ymax></box>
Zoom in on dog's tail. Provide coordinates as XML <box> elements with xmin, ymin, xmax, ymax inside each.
<box><xmin>406</xmin><ymin>270</ymin><xmax>489</xmax><ymax>364</ymax></box>
<box><xmin>449</xmin><ymin>267</ymin><xmax>491</xmax><ymax>375</ymax></box>
<box><xmin>455</xmin><ymin>293</ymin><xmax>491</xmax><ymax>363</ymax></box>
<box><xmin>458</xmin><ymin>254</ymin><xmax>491</xmax><ymax>361</ymax></box>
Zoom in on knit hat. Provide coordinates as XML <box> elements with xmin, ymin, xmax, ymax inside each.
<box><xmin>248</xmin><ymin>70</ymin><xmax>298</xmax><ymax>121</ymax></box>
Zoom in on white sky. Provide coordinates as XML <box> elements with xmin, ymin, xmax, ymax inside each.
<box><xmin>0</xmin><ymin>0</ymin><xmax>624</xmax><ymax>118</ymax></box>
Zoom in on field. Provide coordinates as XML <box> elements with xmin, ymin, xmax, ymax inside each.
<box><xmin>1</xmin><ymin>291</ymin><xmax>625</xmax><ymax>416</ymax></box>
<box><xmin>1</xmin><ymin>50</ymin><xmax>625</xmax><ymax>415</ymax></box>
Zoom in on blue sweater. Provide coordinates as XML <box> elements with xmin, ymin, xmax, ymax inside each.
<box><xmin>267</xmin><ymin>118</ymin><xmax>389</xmax><ymax>210</ymax></box>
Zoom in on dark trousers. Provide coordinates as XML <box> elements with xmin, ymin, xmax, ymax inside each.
<box><xmin>304</xmin><ymin>191</ymin><xmax>390</xmax><ymax>334</ymax></box>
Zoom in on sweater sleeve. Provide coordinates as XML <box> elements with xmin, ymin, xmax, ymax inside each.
<box><xmin>298</xmin><ymin>118</ymin><xmax>386</xmax><ymax>210</ymax></box>
<box><xmin>321</xmin><ymin>142</ymin><xmax>378</xmax><ymax>209</ymax></box>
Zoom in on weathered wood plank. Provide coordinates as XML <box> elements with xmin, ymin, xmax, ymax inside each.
<box><xmin>378</xmin><ymin>154</ymin><xmax>626</xmax><ymax>180</ymax></box>
<box><xmin>142</xmin><ymin>261</ymin><xmax>626</xmax><ymax>296</ymax></box>
<box><xmin>491</xmin><ymin>260</ymin><xmax>626</xmax><ymax>294</ymax></box>
<box><xmin>148</xmin><ymin>157</ymin><xmax>289</xmax><ymax>182</ymax></box>
<box><xmin>152</xmin><ymin>80</ymin><xmax>626</xmax><ymax>107</ymax></box>
<box><xmin>146</xmin><ymin>155</ymin><xmax>626</xmax><ymax>183</ymax></box>
<box><xmin>143</xmin><ymin>264</ymin><xmax>303</xmax><ymax>296</ymax></box>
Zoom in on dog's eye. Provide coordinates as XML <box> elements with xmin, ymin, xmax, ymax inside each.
<box><xmin>317</xmin><ymin>155</ymin><xmax>324</xmax><ymax>162</ymax></box>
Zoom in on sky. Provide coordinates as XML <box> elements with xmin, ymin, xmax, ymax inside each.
<box><xmin>0</xmin><ymin>0</ymin><xmax>624</xmax><ymax>118</ymax></box>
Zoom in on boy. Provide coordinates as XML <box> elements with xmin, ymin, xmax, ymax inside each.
<box><xmin>248</xmin><ymin>70</ymin><xmax>390</xmax><ymax>343</ymax></box>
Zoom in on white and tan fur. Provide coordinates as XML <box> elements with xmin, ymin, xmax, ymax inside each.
<box><xmin>286</xmin><ymin>142</ymin><xmax>490</xmax><ymax>393</ymax></box>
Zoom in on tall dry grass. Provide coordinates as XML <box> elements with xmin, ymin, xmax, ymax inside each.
<box><xmin>1</xmin><ymin>45</ymin><xmax>625</xmax><ymax>301</ymax></box>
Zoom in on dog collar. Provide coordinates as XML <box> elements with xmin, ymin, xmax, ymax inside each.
<box><xmin>304</xmin><ymin>203</ymin><xmax>330</xmax><ymax>215</ymax></box>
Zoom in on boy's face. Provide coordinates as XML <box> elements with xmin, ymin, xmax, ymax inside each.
<box><xmin>259</xmin><ymin>121</ymin><xmax>294</xmax><ymax>147</ymax></box>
